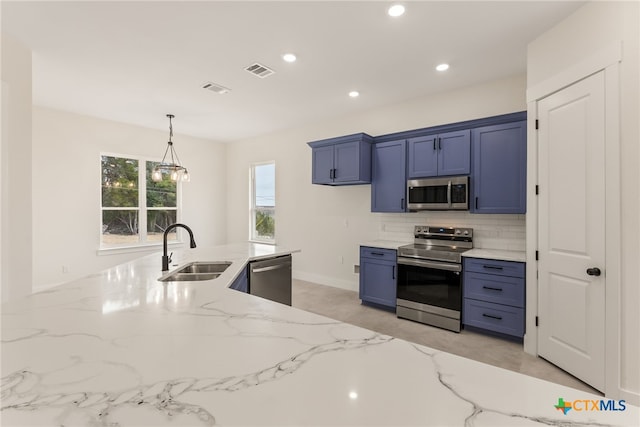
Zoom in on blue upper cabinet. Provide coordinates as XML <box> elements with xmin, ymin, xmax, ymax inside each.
<box><xmin>371</xmin><ymin>139</ymin><xmax>407</xmax><ymax>212</ymax></box>
<box><xmin>407</xmin><ymin>130</ymin><xmax>470</xmax><ymax>178</ymax></box>
<box><xmin>308</xmin><ymin>133</ymin><xmax>373</xmax><ymax>185</ymax></box>
<box><xmin>471</xmin><ymin>121</ymin><xmax>527</xmax><ymax>214</ymax></box>
<box><xmin>407</xmin><ymin>135</ymin><xmax>438</xmax><ymax>177</ymax></box>
<box><xmin>311</xmin><ymin>144</ymin><xmax>334</xmax><ymax>184</ymax></box>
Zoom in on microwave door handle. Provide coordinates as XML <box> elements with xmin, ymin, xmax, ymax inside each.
<box><xmin>447</xmin><ymin>180</ymin><xmax>452</xmax><ymax>208</ymax></box>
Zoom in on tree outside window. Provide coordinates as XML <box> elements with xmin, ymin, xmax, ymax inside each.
<box><xmin>251</xmin><ymin>162</ymin><xmax>275</xmax><ymax>242</ymax></box>
<box><xmin>101</xmin><ymin>155</ymin><xmax>178</xmax><ymax>247</ymax></box>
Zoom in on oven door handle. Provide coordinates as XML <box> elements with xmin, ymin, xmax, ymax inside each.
<box><xmin>447</xmin><ymin>180</ymin><xmax>452</xmax><ymax>208</ymax></box>
<box><xmin>397</xmin><ymin>257</ymin><xmax>462</xmax><ymax>272</ymax></box>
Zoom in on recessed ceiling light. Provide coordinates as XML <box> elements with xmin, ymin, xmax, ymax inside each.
<box><xmin>388</xmin><ymin>4</ymin><xmax>405</xmax><ymax>17</ymax></box>
<box><xmin>283</xmin><ymin>53</ymin><xmax>297</xmax><ymax>63</ymax></box>
<box><xmin>436</xmin><ymin>63</ymin><xmax>450</xmax><ymax>72</ymax></box>
<box><xmin>349</xmin><ymin>91</ymin><xmax>360</xmax><ymax>98</ymax></box>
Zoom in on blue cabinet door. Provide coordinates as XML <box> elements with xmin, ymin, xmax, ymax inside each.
<box><xmin>359</xmin><ymin>247</ymin><xmax>397</xmax><ymax>309</ymax></box>
<box><xmin>371</xmin><ymin>140</ymin><xmax>407</xmax><ymax>212</ymax></box>
<box><xmin>334</xmin><ymin>141</ymin><xmax>360</xmax><ymax>183</ymax></box>
<box><xmin>407</xmin><ymin>135</ymin><xmax>438</xmax><ymax>178</ymax></box>
<box><xmin>230</xmin><ymin>266</ymin><xmax>248</xmax><ymax>293</ymax></box>
<box><xmin>311</xmin><ymin>145</ymin><xmax>335</xmax><ymax>184</ymax></box>
<box><xmin>471</xmin><ymin>121</ymin><xmax>526</xmax><ymax>214</ymax></box>
<box><xmin>407</xmin><ymin>130</ymin><xmax>470</xmax><ymax>178</ymax></box>
<box><xmin>438</xmin><ymin>130</ymin><xmax>471</xmax><ymax>176</ymax></box>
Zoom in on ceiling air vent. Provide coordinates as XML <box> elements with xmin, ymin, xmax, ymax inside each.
<box><xmin>244</xmin><ymin>62</ymin><xmax>275</xmax><ymax>78</ymax></box>
<box><xmin>202</xmin><ymin>81</ymin><xmax>231</xmax><ymax>94</ymax></box>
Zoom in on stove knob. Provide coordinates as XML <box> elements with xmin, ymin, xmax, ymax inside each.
<box><xmin>463</xmin><ymin>230</ymin><xmax>469</xmax><ymax>235</ymax></box>
<box><xmin>455</xmin><ymin>230</ymin><xmax>461</xmax><ymax>235</ymax></box>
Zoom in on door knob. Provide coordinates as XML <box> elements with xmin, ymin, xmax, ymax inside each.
<box><xmin>586</xmin><ymin>267</ymin><xmax>601</xmax><ymax>277</ymax></box>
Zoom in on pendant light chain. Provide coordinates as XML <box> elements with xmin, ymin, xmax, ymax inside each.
<box><xmin>151</xmin><ymin>114</ymin><xmax>190</xmax><ymax>182</ymax></box>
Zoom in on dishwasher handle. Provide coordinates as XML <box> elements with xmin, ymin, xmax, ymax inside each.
<box><xmin>251</xmin><ymin>263</ymin><xmax>289</xmax><ymax>274</ymax></box>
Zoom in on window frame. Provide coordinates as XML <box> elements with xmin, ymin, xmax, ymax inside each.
<box><xmin>99</xmin><ymin>152</ymin><xmax>182</xmax><ymax>253</ymax></box>
<box><xmin>249</xmin><ymin>161</ymin><xmax>276</xmax><ymax>244</ymax></box>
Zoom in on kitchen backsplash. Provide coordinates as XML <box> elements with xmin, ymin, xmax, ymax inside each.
<box><xmin>376</xmin><ymin>212</ymin><xmax>526</xmax><ymax>251</ymax></box>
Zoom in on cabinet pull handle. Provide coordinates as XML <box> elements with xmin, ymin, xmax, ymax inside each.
<box><xmin>483</xmin><ymin>265</ymin><xmax>504</xmax><ymax>271</ymax></box>
<box><xmin>433</xmin><ymin>139</ymin><xmax>437</xmax><ymax>150</ymax></box>
<box><xmin>392</xmin><ymin>265</ymin><xmax>396</xmax><ymax>280</ymax></box>
<box><xmin>438</xmin><ymin>137</ymin><xmax>442</xmax><ymax>150</ymax></box>
<box><xmin>482</xmin><ymin>313</ymin><xmax>503</xmax><ymax>320</ymax></box>
<box><xmin>475</xmin><ymin>197</ymin><xmax>479</xmax><ymax>209</ymax></box>
<box><xmin>401</xmin><ymin>198</ymin><xmax>405</xmax><ymax>210</ymax></box>
<box><xmin>482</xmin><ymin>286</ymin><xmax>503</xmax><ymax>292</ymax></box>
<box><xmin>370</xmin><ymin>252</ymin><xmax>385</xmax><ymax>256</ymax></box>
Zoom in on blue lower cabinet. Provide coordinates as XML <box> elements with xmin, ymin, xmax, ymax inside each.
<box><xmin>463</xmin><ymin>299</ymin><xmax>525</xmax><ymax>338</ymax></box>
<box><xmin>462</xmin><ymin>257</ymin><xmax>525</xmax><ymax>339</ymax></box>
<box><xmin>359</xmin><ymin>246</ymin><xmax>397</xmax><ymax>310</ymax></box>
<box><xmin>229</xmin><ymin>265</ymin><xmax>248</xmax><ymax>293</ymax></box>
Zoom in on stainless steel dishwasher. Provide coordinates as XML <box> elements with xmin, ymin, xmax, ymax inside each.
<box><xmin>248</xmin><ymin>255</ymin><xmax>292</xmax><ymax>306</ymax></box>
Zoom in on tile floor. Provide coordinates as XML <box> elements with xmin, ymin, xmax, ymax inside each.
<box><xmin>292</xmin><ymin>279</ymin><xmax>600</xmax><ymax>395</ymax></box>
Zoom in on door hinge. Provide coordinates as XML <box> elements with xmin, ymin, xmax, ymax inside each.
<box><xmin>535</xmin><ymin>119</ymin><xmax>539</xmax><ymax>130</ymax></box>
<box><xmin>535</xmin><ymin>316</ymin><xmax>539</xmax><ymax>327</ymax></box>
<box><xmin>535</xmin><ymin>185</ymin><xmax>539</xmax><ymax>195</ymax></box>
<box><xmin>535</xmin><ymin>250</ymin><xmax>539</xmax><ymax>261</ymax></box>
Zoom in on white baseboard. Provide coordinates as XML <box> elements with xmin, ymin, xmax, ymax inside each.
<box><xmin>618</xmin><ymin>387</ymin><xmax>639</xmax><ymax>408</ymax></box>
<box><xmin>293</xmin><ymin>270</ymin><xmax>358</xmax><ymax>292</ymax></box>
<box><xmin>32</xmin><ymin>282</ymin><xmax>63</xmax><ymax>294</ymax></box>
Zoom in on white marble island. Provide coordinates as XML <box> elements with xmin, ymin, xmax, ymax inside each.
<box><xmin>1</xmin><ymin>243</ymin><xmax>638</xmax><ymax>426</ymax></box>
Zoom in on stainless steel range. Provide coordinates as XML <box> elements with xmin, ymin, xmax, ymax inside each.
<box><xmin>396</xmin><ymin>225</ymin><xmax>473</xmax><ymax>332</ymax></box>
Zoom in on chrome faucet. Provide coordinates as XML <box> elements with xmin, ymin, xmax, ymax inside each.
<box><xmin>162</xmin><ymin>223</ymin><xmax>197</xmax><ymax>271</ymax></box>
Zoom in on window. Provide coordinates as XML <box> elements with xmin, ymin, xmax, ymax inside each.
<box><xmin>101</xmin><ymin>155</ymin><xmax>178</xmax><ymax>248</ymax></box>
<box><xmin>250</xmin><ymin>162</ymin><xmax>275</xmax><ymax>242</ymax></box>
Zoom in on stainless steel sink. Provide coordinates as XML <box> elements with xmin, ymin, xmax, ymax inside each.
<box><xmin>177</xmin><ymin>261</ymin><xmax>232</xmax><ymax>274</ymax></box>
<box><xmin>160</xmin><ymin>272</ymin><xmax>221</xmax><ymax>282</ymax></box>
<box><xmin>159</xmin><ymin>261</ymin><xmax>232</xmax><ymax>282</ymax></box>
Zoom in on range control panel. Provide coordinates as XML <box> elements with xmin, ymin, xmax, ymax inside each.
<box><xmin>414</xmin><ymin>225</ymin><xmax>473</xmax><ymax>238</ymax></box>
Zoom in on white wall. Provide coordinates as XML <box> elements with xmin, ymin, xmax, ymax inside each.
<box><xmin>226</xmin><ymin>74</ymin><xmax>527</xmax><ymax>289</ymax></box>
<box><xmin>1</xmin><ymin>33</ymin><xmax>32</xmax><ymax>302</ymax></box>
<box><xmin>527</xmin><ymin>0</ymin><xmax>639</xmax><ymax>404</ymax></box>
<box><xmin>32</xmin><ymin>107</ymin><xmax>227</xmax><ymax>290</ymax></box>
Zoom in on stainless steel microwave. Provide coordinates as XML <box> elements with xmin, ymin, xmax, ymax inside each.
<box><xmin>407</xmin><ymin>176</ymin><xmax>469</xmax><ymax>211</ymax></box>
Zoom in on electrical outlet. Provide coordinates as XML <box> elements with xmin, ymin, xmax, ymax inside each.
<box><xmin>62</xmin><ymin>266</ymin><xmax>69</xmax><ymax>274</ymax></box>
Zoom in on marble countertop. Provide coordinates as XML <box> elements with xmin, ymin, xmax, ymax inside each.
<box><xmin>360</xmin><ymin>239</ymin><xmax>411</xmax><ymax>250</ymax></box>
<box><xmin>463</xmin><ymin>248</ymin><xmax>527</xmax><ymax>263</ymax></box>
<box><xmin>1</xmin><ymin>242</ymin><xmax>637</xmax><ymax>426</ymax></box>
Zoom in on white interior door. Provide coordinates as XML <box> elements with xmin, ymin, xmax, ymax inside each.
<box><xmin>537</xmin><ymin>71</ymin><xmax>606</xmax><ymax>392</ymax></box>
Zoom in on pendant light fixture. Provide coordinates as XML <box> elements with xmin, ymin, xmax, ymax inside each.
<box><xmin>151</xmin><ymin>114</ymin><xmax>190</xmax><ymax>182</ymax></box>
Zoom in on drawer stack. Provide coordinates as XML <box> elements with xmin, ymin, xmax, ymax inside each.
<box><xmin>462</xmin><ymin>258</ymin><xmax>525</xmax><ymax>338</ymax></box>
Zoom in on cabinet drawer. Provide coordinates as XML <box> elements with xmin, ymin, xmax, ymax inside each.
<box><xmin>464</xmin><ymin>258</ymin><xmax>524</xmax><ymax>278</ymax></box>
<box><xmin>463</xmin><ymin>299</ymin><xmax>524</xmax><ymax>337</ymax></box>
<box><xmin>464</xmin><ymin>272</ymin><xmax>524</xmax><ymax>308</ymax></box>
<box><xmin>360</xmin><ymin>246</ymin><xmax>397</xmax><ymax>262</ymax></box>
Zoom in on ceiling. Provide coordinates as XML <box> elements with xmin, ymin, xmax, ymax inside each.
<box><xmin>2</xmin><ymin>1</ymin><xmax>584</xmax><ymax>142</ymax></box>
